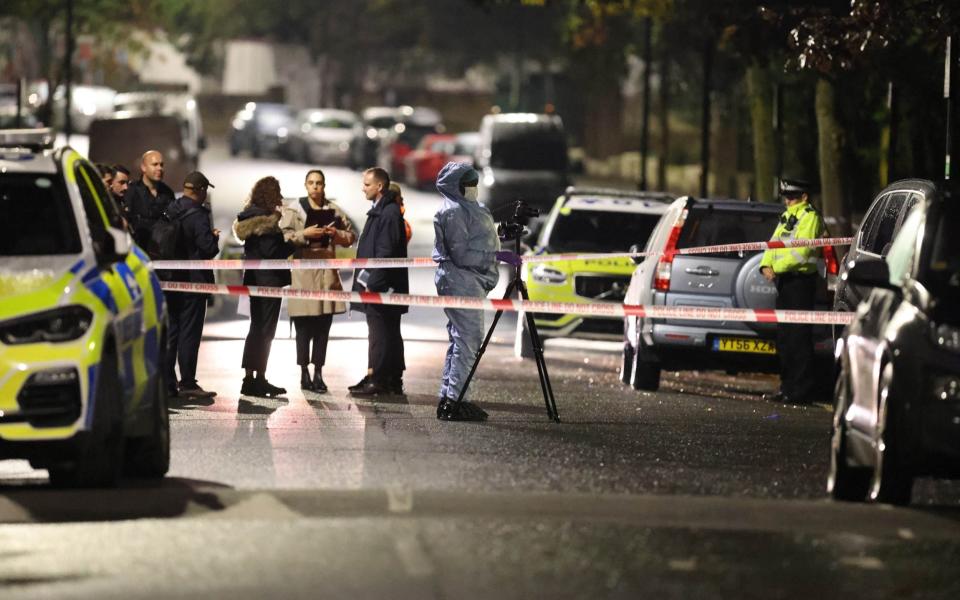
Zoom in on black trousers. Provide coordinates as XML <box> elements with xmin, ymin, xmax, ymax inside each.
<box><xmin>293</xmin><ymin>314</ymin><xmax>333</xmax><ymax>367</ymax></box>
<box><xmin>775</xmin><ymin>272</ymin><xmax>817</xmax><ymax>400</ymax></box>
<box><xmin>242</xmin><ymin>296</ymin><xmax>282</xmax><ymax>372</ymax></box>
<box><xmin>366</xmin><ymin>307</ymin><xmax>405</xmax><ymax>384</ymax></box>
<box><xmin>165</xmin><ymin>291</ymin><xmax>207</xmax><ymax>389</ymax></box>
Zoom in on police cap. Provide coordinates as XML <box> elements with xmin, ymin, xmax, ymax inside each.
<box><xmin>779</xmin><ymin>177</ymin><xmax>810</xmax><ymax>196</ymax></box>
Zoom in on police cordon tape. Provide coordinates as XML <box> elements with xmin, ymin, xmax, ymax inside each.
<box><xmin>151</xmin><ymin>236</ymin><xmax>853</xmax><ymax>271</ymax></box>
<box><xmin>159</xmin><ymin>281</ymin><xmax>856</xmax><ymax>326</ymax></box>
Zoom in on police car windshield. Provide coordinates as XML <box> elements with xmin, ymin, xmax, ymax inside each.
<box><xmin>676</xmin><ymin>207</ymin><xmax>779</xmax><ymax>257</ymax></box>
<box><xmin>548</xmin><ymin>209</ymin><xmax>660</xmax><ymax>253</ymax></box>
<box><xmin>0</xmin><ymin>174</ymin><xmax>82</xmax><ymax>256</ymax></box>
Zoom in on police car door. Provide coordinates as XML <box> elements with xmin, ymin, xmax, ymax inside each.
<box><xmin>71</xmin><ymin>157</ymin><xmax>147</xmax><ymax>405</ymax></box>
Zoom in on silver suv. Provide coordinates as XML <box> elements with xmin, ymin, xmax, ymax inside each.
<box><xmin>621</xmin><ymin>197</ymin><xmax>838</xmax><ymax>391</ymax></box>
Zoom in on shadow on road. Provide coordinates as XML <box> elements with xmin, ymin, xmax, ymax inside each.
<box><xmin>0</xmin><ymin>477</ymin><xmax>231</xmax><ymax>523</ymax></box>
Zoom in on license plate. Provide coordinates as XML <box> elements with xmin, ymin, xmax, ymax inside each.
<box><xmin>713</xmin><ymin>337</ymin><xmax>776</xmax><ymax>354</ymax></box>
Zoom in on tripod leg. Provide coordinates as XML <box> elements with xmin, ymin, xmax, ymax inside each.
<box><xmin>453</xmin><ymin>279</ymin><xmax>517</xmax><ymax>404</ymax></box>
<box><xmin>517</xmin><ymin>281</ymin><xmax>560</xmax><ymax>422</ymax></box>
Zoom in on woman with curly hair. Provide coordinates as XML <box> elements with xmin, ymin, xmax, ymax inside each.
<box><xmin>233</xmin><ymin>176</ymin><xmax>312</xmax><ymax>397</ymax></box>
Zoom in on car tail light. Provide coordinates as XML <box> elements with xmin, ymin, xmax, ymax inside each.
<box><xmin>654</xmin><ymin>209</ymin><xmax>687</xmax><ymax>292</ymax></box>
<box><xmin>823</xmin><ymin>244</ymin><xmax>839</xmax><ymax>276</ymax></box>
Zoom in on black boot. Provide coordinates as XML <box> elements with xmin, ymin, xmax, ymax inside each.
<box><xmin>300</xmin><ymin>367</ymin><xmax>314</xmax><ymax>391</ymax></box>
<box><xmin>312</xmin><ymin>367</ymin><xmax>328</xmax><ymax>394</ymax></box>
<box><xmin>348</xmin><ymin>374</ymin><xmax>371</xmax><ymax>393</ymax></box>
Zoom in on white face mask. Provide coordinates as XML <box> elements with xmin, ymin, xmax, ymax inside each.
<box><xmin>464</xmin><ymin>186</ymin><xmax>479</xmax><ymax>202</ymax></box>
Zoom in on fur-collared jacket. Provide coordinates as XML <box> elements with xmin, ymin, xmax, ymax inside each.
<box><xmin>233</xmin><ymin>205</ymin><xmax>295</xmax><ymax>288</ymax></box>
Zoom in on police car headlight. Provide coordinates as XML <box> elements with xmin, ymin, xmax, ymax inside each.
<box><xmin>0</xmin><ymin>306</ymin><xmax>93</xmax><ymax>345</ymax></box>
<box><xmin>531</xmin><ymin>265</ymin><xmax>567</xmax><ymax>284</ymax></box>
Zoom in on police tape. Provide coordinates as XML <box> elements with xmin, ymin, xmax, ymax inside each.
<box><xmin>151</xmin><ymin>236</ymin><xmax>853</xmax><ymax>271</ymax></box>
<box><xmin>160</xmin><ymin>281</ymin><xmax>856</xmax><ymax>326</ymax></box>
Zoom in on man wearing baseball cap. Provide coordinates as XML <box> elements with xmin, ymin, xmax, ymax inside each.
<box><xmin>759</xmin><ymin>177</ymin><xmax>824</xmax><ymax>405</ymax></box>
<box><xmin>164</xmin><ymin>171</ymin><xmax>221</xmax><ymax>399</ymax></box>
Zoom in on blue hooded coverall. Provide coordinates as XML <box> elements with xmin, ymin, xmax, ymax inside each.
<box><xmin>432</xmin><ymin>162</ymin><xmax>501</xmax><ymax>401</ymax></box>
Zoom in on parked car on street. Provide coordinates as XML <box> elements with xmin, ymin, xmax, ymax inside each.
<box><xmin>476</xmin><ymin>113</ymin><xmax>569</xmax><ymax>221</ymax></box>
<box><xmin>403</xmin><ymin>133</ymin><xmax>455</xmax><ymax>188</ymax></box>
<box><xmin>349</xmin><ymin>106</ymin><xmax>399</xmax><ymax>170</ymax></box>
<box><xmin>229</xmin><ymin>102</ymin><xmax>295</xmax><ymax>158</ymax></box>
<box><xmin>377</xmin><ymin>105</ymin><xmax>444</xmax><ymax>180</ymax></box>
<box><xmin>112</xmin><ymin>91</ymin><xmax>207</xmax><ymax>168</ymax></box>
<box><xmin>828</xmin><ymin>193</ymin><xmax>960</xmax><ymax>505</ymax></box>
<box><xmin>0</xmin><ymin>129</ymin><xmax>170</xmax><ymax>487</ymax></box>
<box><xmin>621</xmin><ymin>197</ymin><xmax>839</xmax><ymax>391</ymax></box>
<box><xmin>516</xmin><ymin>187</ymin><xmax>673</xmax><ymax>358</ymax></box>
<box><xmin>834</xmin><ymin>179</ymin><xmax>933</xmax><ymax>312</ymax></box>
<box><xmin>285</xmin><ymin>108</ymin><xmax>358</xmax><ymax>165</ymax></box>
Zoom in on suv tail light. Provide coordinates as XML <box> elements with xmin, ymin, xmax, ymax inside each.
<box><xmin>654</xmin><ymin>209</ymin><xmax>687</xmax><ymax>292</ymax></box>
<box><xmin>823</xmin><ymin>244</ymin><xmax>839</xmax><ymax>276</ymax></box>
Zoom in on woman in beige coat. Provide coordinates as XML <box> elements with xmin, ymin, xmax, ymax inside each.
<box><xmin>280</xmin><ymin>169</ymin><xmax>357</xmax><ymax>393</ymax></box>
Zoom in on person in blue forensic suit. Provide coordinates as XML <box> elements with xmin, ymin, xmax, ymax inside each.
<box><xmin>432</xmin><ymin>161</ymin><xmax>520</xmax><ymax>422</ymax></box>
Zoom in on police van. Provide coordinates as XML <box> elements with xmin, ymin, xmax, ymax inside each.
<box><xmin>0</xmin><ymin>129</ymin><xmax>169</xmax><ymax>487</ymax></box>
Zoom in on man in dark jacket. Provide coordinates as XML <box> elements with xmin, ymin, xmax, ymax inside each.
<box><xmin>164</xmin><ymin>171</ymin><xmax>220</xmax><ymax>399</ymax></box>
<box><xmin>126</xmin><ymin>150</ymin><xmax>176</xmax><ymax>252</ymax></box>
<box><xmin>350</xmin><ymin>167</ymin><xmax>409</xmax><ymax>397</ymax></box>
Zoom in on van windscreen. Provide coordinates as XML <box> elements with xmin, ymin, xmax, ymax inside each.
<box><xmin>676</xmin><ymin>206</ymin><xmax>779</xmax><ymax>256</ymax></box>
<box><xmin>491</xmin><ymin>124</ymin><xmax>567</xmax><ymax>171</ymax></box>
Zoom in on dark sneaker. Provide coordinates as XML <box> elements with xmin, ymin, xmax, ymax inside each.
<box><xmin>260</xmin><ymin>380</ymin><xmax>287</xmax><ymax>397</ymax></box>
<box><xmin>436</xmin><ymin>397</ymin><xmax>488</xmax><ymax>422</ymax></box>
<box><xmin>312</xmin><ymin>374</ymin><xmax>328</xmax><ymax>394</ymax></box>
<box><xmin>350</xmin><ymin>380</ymin><xmax>389</xmax><ymax>397</ymax></box>
<box><xmin>348</xmin><ymin>375</ymin><xmax>371</xmax><ymax>393</ymax></box>
<box><xmin>240</xmin><ymin>376</ymin><xmax>263</xmax><ymax>397</ymax></box>
<box><xmin>178</xmin><ymin>385</ymin><xmax>216</xmax><ymax>399</ymax></box>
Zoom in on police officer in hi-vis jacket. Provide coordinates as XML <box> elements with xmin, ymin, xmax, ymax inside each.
<box><xmin>760</xmin><ymin>178</ymin><xmax>824</xmax><ymax>405</ymax></box>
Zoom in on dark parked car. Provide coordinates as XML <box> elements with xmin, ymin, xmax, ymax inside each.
<box><xmin>834</xmin><ymin>179</ymin><xmax>933</xmax><ymax>312</ymax></box>
<box><xmin>621</xmin><ymin>197</ymin><xmax>838</xmax><ymax>391</ymax></box>
<box><xmin>229</xmin><ymin>102</ymin><xmax>295</xmax><ymax>158</ymax></box>
<box><xmin>829</xmin><ymin>194</ymin><xmax>960</xmax><ymax>505</ymax></box>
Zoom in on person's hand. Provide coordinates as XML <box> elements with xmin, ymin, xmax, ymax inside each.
<box><xmin>760</xmin><ymin>266</ymin><xmax>775</xmax><ymax>282</ymax></box>
<box><xmin>212</xmin><ymin>228</ymin><xmax>221</xmax><ymax>238</ymax></box>
<box><xmin>496</xmin><ymin>251</ymin><xmax>522</xmax><ymax>267</ymax></box>
<box><xmin>303</xmin><ymin>225</ymin><xmax>324</xmax><ymax>238</ymax></box>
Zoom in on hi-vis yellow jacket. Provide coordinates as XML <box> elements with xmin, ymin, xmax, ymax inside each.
<box><xmin>760</xmin><ymin>201</ymin><xmax>824</xmax><ymax>275</ymax></box>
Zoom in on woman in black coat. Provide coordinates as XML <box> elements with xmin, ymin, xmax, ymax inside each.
<box><xmin>233</xmin><ymin>176</ymin><xmax>295</xmax><ymax>397</ymax></box>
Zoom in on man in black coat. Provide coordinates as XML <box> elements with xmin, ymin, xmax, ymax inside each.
<box><xmin>126</xmin><ymin>150</ymin><xmax>177</xmax><ymax>252</ymax></box>
<box><xmin>164</xmin><ymin>171</ymin><xmax>220</xmax><ymax>399</ymax></box>
<box><xmin>350</xmin><ymin>167</ymin><xmax>409</xmax><ymax>397</ymax></box>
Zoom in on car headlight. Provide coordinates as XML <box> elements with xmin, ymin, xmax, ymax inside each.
<box><xmin>531</xmin><ymin>265</ymin><xmax>567</xmax><ymax>284</ymax></box>
<box><xmin>0</xmin><ymin>306</ymin><xmax>93</xmax><ymax>345</ymax></box>
<box><xmin>930</xmin><ymin>322</ymin><xmax>960</xmax><ymax>353</ymax></box>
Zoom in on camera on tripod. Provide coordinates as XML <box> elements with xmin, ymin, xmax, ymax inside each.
<box><xmin>497</xmin><ymin>199</ymin><xmax>540</xmax><ymax>241</ymax></box>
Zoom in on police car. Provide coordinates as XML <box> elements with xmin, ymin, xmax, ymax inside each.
<box><xmin>0</xmin><ymin>129</ymin><xmax>169</xmax><ymax>487</ymax></box>
<box><xmin>516</xmin><ymin>187</ymin><xmax>673</xmax><ymax>358</ymax></box>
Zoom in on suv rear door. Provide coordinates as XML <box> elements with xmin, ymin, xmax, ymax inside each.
<box><xmin>664</xmin><ymin>204</ymin><xmax>780</xmax><ymax>332</ymax></box>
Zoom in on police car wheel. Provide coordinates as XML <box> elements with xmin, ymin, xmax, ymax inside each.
<box><xmin>125</xmin><ymin>373</ymin><xmax>171</xmax><ymax>479</ymax></box>
<box><xmin>868</xmin><ymin>362</ymin><xmax>913</xmax><ymax>505</ymax></box>
<box><xmin>48</xmin><ymin>349</ymin><xmax>125</xmax><ymax>488</ymax></box>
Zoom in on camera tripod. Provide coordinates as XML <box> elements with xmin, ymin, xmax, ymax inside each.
<box><xmin>454</xmin><ymin>233</ymin><xmax>560</xmax><ymax>422</ymax></box>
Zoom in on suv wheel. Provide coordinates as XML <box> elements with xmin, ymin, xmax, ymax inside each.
<box><xmin>48</xmin><ymin>348</ymin><xmax>125</xmax><ymax>488</ymax></box>
<box><xmin>869</xmin><ymin>362</ymin><xmax>913</xmax><ymax>505</ymax></box>
<box><xmin>630</xmin><ymin>336</ymin><xmax>661</xmax><ymax>391</ymax></box>
<box><xmin>619</xmin><ymin>342</ymin><xmax>634</xmax><ymax>385</ymax></box>
<box><xmin>827</xmin><ymin>366</ymin><xmax>870</xmax><ymax>501</ymax></box>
